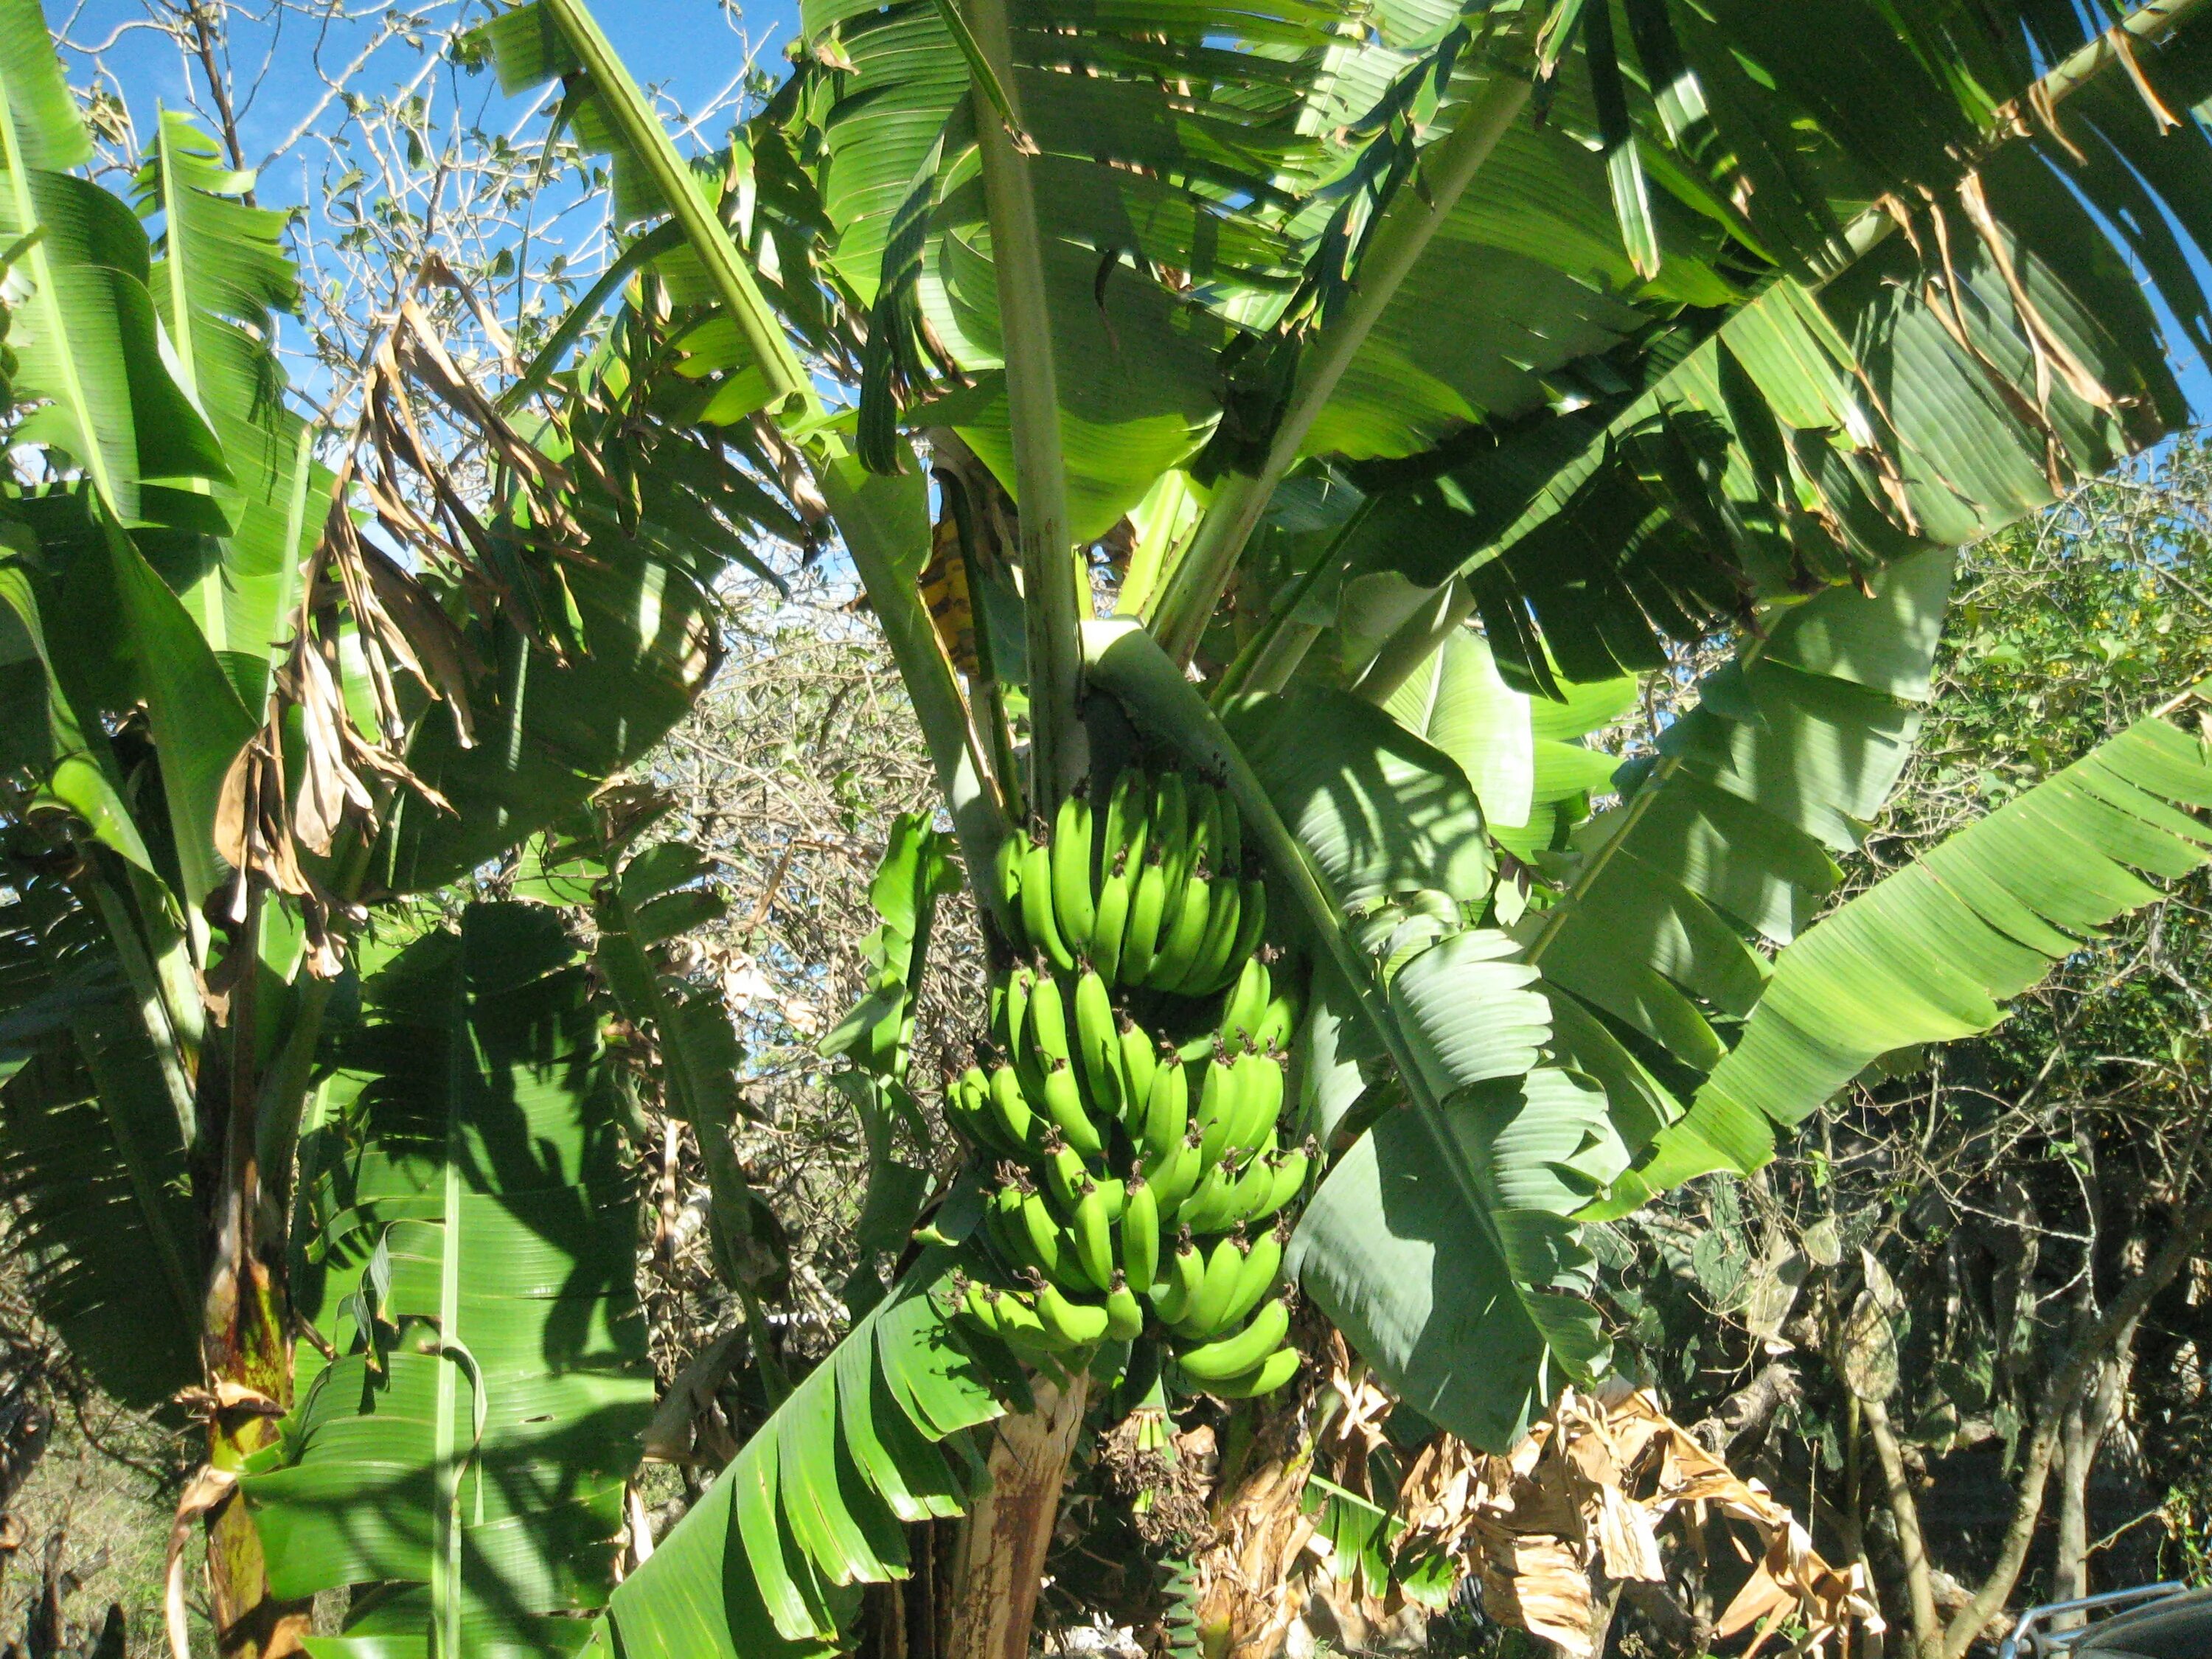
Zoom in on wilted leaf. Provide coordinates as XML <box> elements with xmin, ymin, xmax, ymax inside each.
<box><xmin>1834</xmin><ymin>1290</ymin><xmax>1899</xmax><ymax>1402</ymax></box>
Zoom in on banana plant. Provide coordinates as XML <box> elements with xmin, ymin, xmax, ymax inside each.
<box><xmin>0</xmin><ymin>0</ymin><xmax>778</xmax><ymax>1646</ymax></box>
<box><xmin>441</xmin><ymin>0</ymin><xmax>2212</xmax><ymax>1654</ymax></box>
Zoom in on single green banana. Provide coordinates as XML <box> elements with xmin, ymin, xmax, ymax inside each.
<box><xmin>1178</xmin><ymin>1232</ymin><xmax>1250</xmax><ymax>1339</ymax></box>
<box><xmin>1220</xmin><ymin>1216</ymin><xmax>1285</xmax><ymax>1329</ymax></box>
<box><xmin>960</xmin><ymin>1276</ymin><xmax>1000</xmax><ymax>1335</ymax></box>
<box><xmin>1152</xmin><ymin>1230</ymin><xmax>1202</xmax><ymax>1324</ymax></box>
<box><xmin>945</xmin><ymin>1066</ymin><xmax>1001</xmax><ymax>1152</ymax></box>
<box><xmin>1177</xmin><ymin>1154</ymin><xmax>1240</xmax><ymax>1236</ymax></box>
<box><xmin>1184</xmin><ymin>784</ymin><xmax>1222</xmax><ymax>893</ymax></box>
<box><xmin>1022</xmin><ymin>826</ymin><xmax>1077</xmax><ymax>973</ymax></box>
<box><xmin>1026</xmin><ymin>968</ymin><xmax>1073</xmax><ymax>1072</ymax></box>
<box><xmin>1151</xmin><ymin>771</ymin><xmax>1192</xmax><ymax>895</ymax></box>
<box><xmin>1117</xmin><ymin>1012</ymin><xmax>1158</xmax><ymax>1131</ymax></box>
<box><xmin>1224</xmin><ymin>877</ymin><xmax>1267</xmax><ymax>985</ymax></box>
<box><xmin>1104</xmin><ymin>1271</ymin><xmax>1144</xmax><ymax>1341</ymax></box>
<box><xmin>1068</xmin><ymin>1179</ymin><xmax>1117</xmax><ymax>1292</ymax></box>
<box><xmin>1040</xmin><ymin>1060</ymin><xmax>1102</xmax><ymax>1158</ymax></box>
<box><xmin>1148</xmin><ymin>858</ymin><xmax>1215</xmax><ymax>992</ymax></box>
<box><xmin>981</xmin><ymin>1194</ymin><xmax>1028</xmax><ymax>1273</ymax></box>
<box><xmin>1001</xmin><ymin>1210</ymin><xmax>1062</xmax><ymax>1287</ymax></box>
<box><xmin>1072</xmin><ymin>967</ymin><xmax>1123</xmax><ymax>1121</ymax></box>
<box><xmin>1053</xmin><ymin>790</ymin><xmax>1097</xmax><ymax>959</ymax></box>
<box><xmin>1120</xmin><ymin>845</ymin><xmax>1169</xmax><ymax>987</ymax></box>
<box><xmin>1219</xmin><ymin>1151</ymin><xmax>1284</xmax><ymax>1232</ymax></box>
<box><xmin>987</xmin><ymin>1063</ymin><xmax>1035</xmax><ymax>1150</ymax></box>
<box><xmin>1099</xmin><ymin>768</ymin><xmax>1131</xmax><ymax>866</ymax></box>
<box><xmin>1176</xmin><ymin>1297</ymin><xmax>1290</xmax><ymax>1382</ymax></box>
<box><xmin>1018</xmin><ymin>1182</ymin><xmax>1066</xmax><ymax>1276</ymax></box>
<box><xmin>1103</xmin><ymin>767</ymin><xmax>1147</xmax><ymax>877</ymax></box>
<box><xmin>1141</xmin><ymin>1047</ymin><xmax>1189</xmax><ymax>1164</ymax></box>
<box><xmin>1150</xmin><ymin>1128</ymin><xmax>1205</xmax><ymax>1217</ymax></box>
<box><xmin>1253</xmin><ymin>990</ymin><xmax>1299</xmax><ymax>1053</ymax></box>
<box><xmin>1195</xmin><ymin>1345</ymin><xmax>1300</xmax><ymax>1399</ymax></box>
<box><xmin>1091</xmin><ymin>851</ymin><xmax>1133</xmax><ymax>984</ymax></box>
<box><xmin>1230</xmin><ymin>1048</ymin><xmax>1285</xmax><ymax>1153</ymax></box>
<box><xmin>1000</xmin><ymin>961</ymin><xmax>1035</xmax><ymax>1060</ymax></box>
<box><xmin>1221</xmin><ymin>957</ymin><xmax>1270</xmax><ymax>1049</ymax></box>
<box><xmin>1256</xmin><ymin>1143</ymin><xmax>1313</xmax><ymax>1222</ymax></box>
<box><xmin>1215</xmin><ymin>781</ymin><xmax>1242</xmax><ymax>887</ymax></box>
<box><xmin>1089</xmin><ymin>1177</ymin><xmax>1127</xmax><ymax>1225</ymax></box>
<box><xmin>1042</xmin><ymin>1134</ymin><xmax>1090</xmax><ymax>1211</ymax></box>
<box><xmin>1034</xmin><ymin>1277</ymin><xmax>1111</xmax><ymax>1346</ymax></box>
<box><xmin>1120</xmin><ymin>1172</ymin><xmax>1161</xmax><ymax>1292</ymax></box>
<box><xmin>1194</xmin><ymin>1046</ymin><xmax>1245</xmax><ymax>1169</ymax></box>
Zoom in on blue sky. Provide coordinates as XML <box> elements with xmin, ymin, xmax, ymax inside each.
<box><xmin>52</xmin><ymin>0</ymin><xmax>810</xmax><ymax>406</ymax></box>
<box><xmin>61</xmin><ymin>0</ymin><xmax>801</xmax><ymax>205</ymax></box>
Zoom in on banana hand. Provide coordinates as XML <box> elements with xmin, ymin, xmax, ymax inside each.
<box><xmin>1175</xmin><ymin>1296</ymin><xmax>1290</xmax><ymax>1382</ymax></box>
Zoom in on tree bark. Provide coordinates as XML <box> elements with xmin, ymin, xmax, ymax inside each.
<box><xmin>944</xmin><ymin>1372</ymin><xmax>1089</xmax><ymax>1659</ymax></box>
<box><xmin>2049</xmin><ymin>1343</ymin><xmax>2132</xmax><ymax>1629</ymax></box>
<box><xmin>1851</xmin><ymin>1186</ymin><xmax>2212</xmax><ymax>1659</ymax></box>
<box><xmin>1863</xmin><ymin>1397</ymin><xmax>1942</xmax><ymax>1659</ymax></box>
<box><xmin>1936</xmin><ymin>1187</ymin><xmax>2212</xmax><ymax>1659</ymax></box>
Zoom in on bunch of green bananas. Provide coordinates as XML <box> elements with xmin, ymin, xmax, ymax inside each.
<box><xmin>995</xmin><ymin>768</ymin><xmax>1266</xmax><ymax>996</ymax></box>
<box><xmin>945</xmin><ymin>938</ymin><xmax>1310</xmax><ymax>1400</ymax></box>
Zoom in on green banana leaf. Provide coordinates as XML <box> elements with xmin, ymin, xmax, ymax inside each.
<box><xmin>0</xmin><ymin>1</ymin><xmax>229</xmax><ymax>526</ymax></box>
<box><xmin>1520</xmin><ymin>549</ymin><xmax>1953</xmax><ymax>1142</ymax></box>
<box><xmin>1381</xmin><ymin>630</ymin><xmax>1638</xmax><ymax>861</ymax></box>
<box><xmin>1225</xmin><ymin>684</ymin><xmax>1493</xmax><ymax>908</ymax></box>
<box><xmin>592</xmin><ymin>1259</ymin><xmax>1012</xmax><ymax>1659</ymax></box>
<box><xmin>592</xmin><ymin>836</ymin><xmax>789</xmax><ymax>1302</ymax></box>
<box><xmin>0</xmin><ymin>556</ymin><xmax>159</xmax><ymax>879</ymax></box>
<box><xmin>467</xmin><ymin>0</ymin><xmax>809</xmax><ymax>421</ymax></box>
<box><xmin>248</xmin><ymin>903</ymin><xmax>654</xmax><ymax>1655</ymax></box>
<box><xmin>1594</xmin><ymin>695</ymin><xmax>2212</xmax><ymax>1212</ymax></box>
<box><xmin>0</xmin><ymin>868</ymin><xmax>200</xmax><ymax>1408</ymax></box>
<box><xmin>370</xmin><ymin>528</ymin><xmax>730</xmax><ymax>895</ymax></box>
<box><xmin>820</xmin><ymin>813</ymin><xmax>962</xmax><ymax>1311</ymax></box>
<box><xmin>1289</xmin><ymin>929</ymin><xmax>1623</xmax><ymax>1450</ymax></box>
<box><xmin>136</xmin><ymin>109</ymin><xmax>320</xmax><ymax>712</ymax></box>
<box><xmin>821</xmin><ymin>812</ymin><xmax>964</xmax><ymax>1078</ymax></box>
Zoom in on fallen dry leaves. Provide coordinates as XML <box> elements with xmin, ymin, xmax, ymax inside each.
<box><xmin>1386</xmin><ymin>1381</ymin><xmax>1882</xmax><ymax>1659</ymax></box>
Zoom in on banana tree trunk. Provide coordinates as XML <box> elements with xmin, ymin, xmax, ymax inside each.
<box><xmin>202</xmin><ymin>1249</ymin><xmax>310</xmax><ymax>1657</ymax></box>
<box><xmin>1195</xmin><ymin>1402</ymin><xmax>1323</xmax><ymax>1659</ymax></box>
<box><xmin>944</xmin><ymin>1374</ymin><xmax>1090</xmax><ymax>1659</ymax></box>
<box><xmin>201</xmin><ymin>958</ymin><xmax>313</xmax><ymax>1659</ymax></box>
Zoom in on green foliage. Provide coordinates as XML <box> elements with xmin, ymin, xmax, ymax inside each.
<box><xmin>248</xmin><ymin>903</ymin><xmax>654</xmax><ymax>1655</ymax></box>
<box><xmin>1611</xmin><ymin>710</ymin><xmax>2212</xmax><ymax>1206</ymax></box>
<box><xmin>596</xmin><ymin>1265</ymin><xmax>1010</xmax><ymax>1659</ymax></box>
<box><xmin>0</xmin><ymin>860</ymin><xmax>199</xmax><ymax>1409</ymax></box>
<box><xmin>820</xmin><ymin>813</ymin><xmax>960</xmax><ymax>1314</ymax></box>
<box><xmin>13</xmin><ymin>0</ymin><xmax>2212</xmax><ymax>1646</ymax></box>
